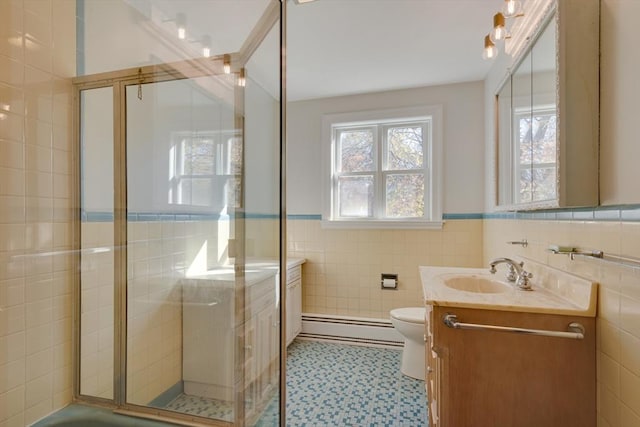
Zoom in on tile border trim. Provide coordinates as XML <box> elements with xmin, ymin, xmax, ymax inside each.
<box><xmin>81</xmin><ymin>204</ymin><xmax>640</xmax><ymax>222</ymax></box>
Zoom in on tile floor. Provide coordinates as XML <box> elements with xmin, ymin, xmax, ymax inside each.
<box><xmin>36</xmin><ymin>340</ymin><xmax>427</xmax><ymax>426</ymax></box>
<box><xmin>165</xmin><ymin>393</ymin><xmax>234</xmax><ymax>421</ymax></box>
<box><xmin>255</xmin><ymin>339</ymin><xmax>428</xmax><ymax>426</ymax></box>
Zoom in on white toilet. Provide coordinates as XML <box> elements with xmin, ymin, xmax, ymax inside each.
<box><xmin>390</xmin><ymin>307</ymin><xmax>426</xmax><ymax>380</ymax></box>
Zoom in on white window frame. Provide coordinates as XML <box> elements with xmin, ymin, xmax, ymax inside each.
<box><xmin>321</xmin><ymin>106</ymin><xmax>443</xmax><ymax>229</ymax></box>
<box><xmin>168</xmin><ymin>130</ymin><xmax>239</xmax><ymax>210</ymax></box>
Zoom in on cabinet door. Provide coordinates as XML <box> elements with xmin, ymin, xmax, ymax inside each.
<box><xmin>291</xmin><ymin>279</ymin><xmax>302</xmax><ymax>337</ymax></box>
<box><xmin>425</xmin><ymin>305</ymin><xmax>440</xmax><ymax>426</ymax></box>
<box><xmin>286</xmin><ymin>279</ymin><xmax>302</xmax><ymax>346</ymax></box>
<box><xmin>286</xmin><ymin>282</ymin><xmax>294</xmax><ymax>346</ymax></box>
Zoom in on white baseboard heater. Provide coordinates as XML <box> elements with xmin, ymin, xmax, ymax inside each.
<box><xmin>299</xmin><ymin>313</ymin><xmax>403</xmax><ymax>348</ymax></box>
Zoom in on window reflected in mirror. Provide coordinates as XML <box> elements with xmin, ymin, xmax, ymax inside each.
<box><xmin>496</xmin><ymin>13</ymin><xmax>557</xmax><ymax>207</ymax></box>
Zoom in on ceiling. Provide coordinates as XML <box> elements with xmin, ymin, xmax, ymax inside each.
<box><xmin>143</xmin><ymin>0</ymin><xmax>508</xmax><ymax>102</ymax></box>
<box><xmin>286</xmin><ymin>0</ymin><xmax>506</xmax><ymax>101</ymax></box>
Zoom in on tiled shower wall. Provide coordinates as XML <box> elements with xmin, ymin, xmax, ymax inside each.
<box><xmin>79</xmin><ymin>217</ymin><xmax>277</xmax><ymax>406</ymax></box>
<box><xmin>0</xmin><ymin>0</ymin><xmax>76</xmax><ymax>425</ymax></box>
<box><xmin>80</xmin><ymin>218</ymin><xmax>235</xmax><ymax>405</ymax></box>
<box><xmin>288</xmin><ymin>218</ymin><xmax>483</xmax><ymax>319</ymax></box>
<box><xmin>484</xmin><ymin>216</ymin><xmax>640</xmax><ymax>427</ymax></box>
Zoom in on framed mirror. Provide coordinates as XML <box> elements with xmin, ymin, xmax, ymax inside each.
<box><xmin>495</xmin><ymin>0</ymin><xmax>599</xmax><ymax>210</ymax></box>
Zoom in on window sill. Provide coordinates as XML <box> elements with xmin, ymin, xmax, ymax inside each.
<box><xmin>320</xmin><ymin>219</ymin><xmax>444</xmax><ymax>230</ymax></box>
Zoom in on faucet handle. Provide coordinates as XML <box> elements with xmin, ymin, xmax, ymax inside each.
<box><xmin>516</xmin><ymin>270</ymin><xmax>533</xmax><ymax>290</ymax></box>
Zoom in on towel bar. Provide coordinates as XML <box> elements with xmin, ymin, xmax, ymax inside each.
<box><xmin>443</xmin><ymin>314</ymin><xmax>585</xmax><ymax>340</ymax></box>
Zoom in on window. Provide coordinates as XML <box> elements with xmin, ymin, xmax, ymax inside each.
<box><xmin>169</xmin><ymin>131</ymin><xmax>242</xmax><ymax>210</ymax></box>
<box><xmin>322</xmin><ymin>106</ymin><xmax>443</xmax><ymax>228</ymax></box>
<box><xmin>514</xmin><ymin>106</ymin><xmax>557</xmax><ymax>204</ymax></box>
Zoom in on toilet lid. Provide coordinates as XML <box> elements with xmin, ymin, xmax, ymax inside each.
<box><xmin>390</xmin><ymin>307</ymin><xmax>425</xmax><ymax>324</ymax></box>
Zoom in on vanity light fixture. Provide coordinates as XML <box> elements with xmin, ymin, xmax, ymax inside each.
<box><xmin>223</xmin><ymin>54</ymin><xmax>231</xmax><ymax>74</ymax></box>
<box><xmin>482</xmin><ymin>5</ymin><xmax>523</xmax><ymax>59</ymax></box>
<box><xmin>237</xmin><ymin>68</ymin><xmax>246</xmax><ymax>87</ymax></box>
<box><xmin>482</xmin><ymin>34</ymin><xmax>498</xmax><ymax>60</ymax></box>
<box><xmin>502</xmin><ymin>0</ymin><xmax>523</xmax><ymax>18</ymax></box>
<box><xmin>490</xmin><ymin>12</ymin><xmax>508</xmax><ymax>42</ymax></box>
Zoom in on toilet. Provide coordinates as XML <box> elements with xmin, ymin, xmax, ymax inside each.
<box><xmin>390</xmin><ymin>307</ymin><xmax>426</xmax><ymax>380</ymax></box>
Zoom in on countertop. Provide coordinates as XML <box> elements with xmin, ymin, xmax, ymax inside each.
<box><xmin>184</xmin><ymin>257</ymin><xmax>305</xmax><ymax>287</ymax></box>
<box><xmin>420</xmin><ymin>260</ymin><xmax>597</xmax><ymax>317</ymax></box>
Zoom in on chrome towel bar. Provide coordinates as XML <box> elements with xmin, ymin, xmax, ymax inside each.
<box><xmin>443</xmin><ymin>314</ymin><xmax>585</xmax><ymax>340</ymax></box>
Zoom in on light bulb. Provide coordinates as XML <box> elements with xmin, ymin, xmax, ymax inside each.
<box><xmin>176</xmin><ymin>13</ymin><xmax>186</xmax><ymax>39</ymax></box>
<box><xmin>201</xmin><ymin>35</ymin><xmax>211</xmax><ymax>58</ymax></box>
<box><xmin>223</xmin><ymin>54</ymin><xmax>231</xmax><ymax>74</ymax></box>
<box><xmin>490</xmin><ymin>13</ymin><xmax>507</xmax><ymax>43</ymax></box>
<box><xmin>503</xmin><ymin>0</ymin><xmax>522</xmax><ymax>18</ymax></box>
<box><xmin>483</xmin><ymin>35</ymin><xmax>498</xmax><ymax>60</ymax></box>
<box><xmin>238</xmin><ymin>69</ymin><xmax>246</xmax><ymax>87</ymax></box>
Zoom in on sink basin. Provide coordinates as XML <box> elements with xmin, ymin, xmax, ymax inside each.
<box><xmin>444</xmin><ymin>276</ymin><xmax>512</xmax><ymax>294</ymax></box>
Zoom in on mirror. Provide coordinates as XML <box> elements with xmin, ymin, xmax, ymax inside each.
<box><xmin>498</xmin><ymin>17</ymin><xmax>556</xmax><ymax>206</ymax></box>
<box><xmin>495</xmin><ymin>1</ymin><xmax>599</xmax><ymax>210</ymax></box>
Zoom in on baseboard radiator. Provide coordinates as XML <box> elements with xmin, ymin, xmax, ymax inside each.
<box><xmin>299</xmin><ymin>313</ymin><xmax>404</xmax><ymax>348</ymax></box>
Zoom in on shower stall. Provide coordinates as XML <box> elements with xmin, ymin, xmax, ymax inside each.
<box><xmin>73</xmin><ymin>1</ymin><xmax>285</xmax><ymax>425</ymax></box>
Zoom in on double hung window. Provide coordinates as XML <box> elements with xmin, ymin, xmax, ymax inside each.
<box><xmin>169</xmin><ymin>131</ymin><xmax>241</xmax><ymax>210</ymax></box>
<box><xmin>514</xmin><ymin>106</ymin><xmax>557</xmax><ymax>203</ymax></box>
<box><xmin>322</xmin><ymin>106</ymin><xmax>442</xmax><ymax>228</ymax></box>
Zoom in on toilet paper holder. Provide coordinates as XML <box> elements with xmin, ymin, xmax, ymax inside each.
<box><xmin>381</xmin><ymin>273</ymin><xmax>398</xmax><ymax>290</ymax></box>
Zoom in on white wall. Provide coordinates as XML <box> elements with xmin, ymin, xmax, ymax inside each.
<box><xmin>599</xmin><ymin>0</ymin><xmax>640</xmax><ymax>205</ymax></box>
<box><xmin>287</xmin><ymin>81</ymin><xmax>485</xmax><ymax>215</ymax></box>
<box><xmin>244</xmin><ymin>78</ymin><xmax>279</xmax><ymax>216</ymax></box>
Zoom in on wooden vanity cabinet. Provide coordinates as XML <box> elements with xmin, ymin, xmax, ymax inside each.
<box><xmin>425</xmin><ymin>305</ymin><xmax>595</xmax><ymax>427</ymax></box>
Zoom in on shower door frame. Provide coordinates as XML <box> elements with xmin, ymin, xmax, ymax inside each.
<box><xmin>71</xmin><ymin>2</ymin><xmax>286</xmax><ymax>425</ymax></box>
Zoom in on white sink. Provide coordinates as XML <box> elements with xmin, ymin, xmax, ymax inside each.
<box><xmin>443</xmin><ymin>276</ymin><xmax>512</xmax><ymax>294</ymax></box>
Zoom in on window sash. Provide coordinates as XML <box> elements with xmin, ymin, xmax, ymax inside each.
<box><xmin>332</xmin><ymin>120</ymin><xmax>429</xmax><ymax>221</ymax></box>
<box><xmin>513</xmin><ymin>106</ymin><xmax>557</xmax><ymax>204</ymax></box>
<box><xmin>169</xmin><ymin>131</ymin><xmax>239</xmax><ymax>208</ymax></box>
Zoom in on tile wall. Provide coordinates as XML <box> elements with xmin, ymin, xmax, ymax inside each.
<box><xmin>79</xmin><ymin>218</ymin><xmax>237</xmax><ymax>405</ymax></box>
<box><xmin>78</xmin><ymin>222</ymin><xmax>114</xmax><ymax>399</ymax></box>
<box><xmin>484</xmin><ymin>216</ymin><xmax>640</xmax><ymax>427</ymax></box>
<box><xmin>288</xmin><ymin>219</ymin><xmax>483</xmax><ymax>319</ymax></box>
<box><xmin>0</xmin><ymin>0</ymin><xmax>76</xmax><ymax>425</ymax></box>
<box><xmin>78</xmin><ymin>217</ymin><xmax>277</xmax><ymax>407</ymax></box>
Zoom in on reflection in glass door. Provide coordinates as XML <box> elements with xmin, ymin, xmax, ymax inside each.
<box><xmin>124</xmin><ymin>77</ymin><xmax>242</xmax><ymax>423</ymax></box>
<box><xmin>79</xmin><ymin>86</ymin><xmax>115</xmax><ymax>401</ymax></box>
<box><xmin>75</xmin><ymin>1</ymin><xmax>284</xmax><ymax>425</ymax></box>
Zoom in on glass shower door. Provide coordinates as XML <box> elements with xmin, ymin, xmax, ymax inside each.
<box><xmin>75</xmin><ymin>1</ymin><xmax>283</xmax><ymax>424</ymax></box>
<box><xmin>123</xmin><ymin>35</ymin><xmax>282</xmax><ymax>424</ymax></box>
<box><xmin>124</xmin><ymin>76</ymin><xmax>242</xmax><ymax>423</ymax></box>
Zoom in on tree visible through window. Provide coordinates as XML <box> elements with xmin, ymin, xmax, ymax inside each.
<box><xmin>515</xmin><ymin>108</ymin><xmax>556</xmax><ymax>204</ymax></box>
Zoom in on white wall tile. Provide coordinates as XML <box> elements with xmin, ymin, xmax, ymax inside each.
<box><xmin>0</xmin><ymin>385</ymin><xmax>25</xmax><ymax>423</ymax></box>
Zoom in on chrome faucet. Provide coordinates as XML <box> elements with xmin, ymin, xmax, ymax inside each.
<box><xmin>489</xmin><ymin>257</ymin><xmax>533</xmax><ymax>290</ymax></box>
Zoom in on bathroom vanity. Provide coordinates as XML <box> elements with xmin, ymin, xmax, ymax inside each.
<box><xmin>420</xmin><ymin>262</ymin><xmax>597</xmax><ymax>427</ymax></box>
<box><xmin>181</xmin><ymin>258</ymin><xmax>304</xmax><ymax>422</ymax></box>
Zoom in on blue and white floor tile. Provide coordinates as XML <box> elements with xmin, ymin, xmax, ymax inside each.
<box><xmin>165</xmin><ymin>393</ymin><xmax>234</xmax><ymax>421</ymax></box>
<box><xmin>255</xmin><ymin>339</ymin><xmax>428</xmax><ymax>426</ymax></box>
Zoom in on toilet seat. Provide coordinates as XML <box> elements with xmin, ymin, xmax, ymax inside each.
<box><xmin>390</xmin><ymin>307</ymin><xmax>425</xmax><ymax>324</ymax></box>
